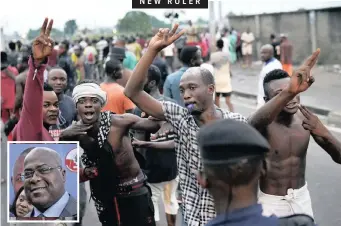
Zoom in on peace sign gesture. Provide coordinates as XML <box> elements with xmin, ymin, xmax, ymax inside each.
<box><xmin>287</xmin><ymin>48</ymin><xmax>320</xmax><ymax>95</ymax></box>
<box><xmin>32</xmin><ymin>18</ymin><xmax>54</xmax><ymax>62</ymax></box>
<box><xmin>148</xmin><ymin>24</ymin><xmax>186</xmax><ymax>52</ymax></box>
<box><xmin>299</xmin><ymin>105</ymin><xmax>328</xmax><ymax>137</ymax></box>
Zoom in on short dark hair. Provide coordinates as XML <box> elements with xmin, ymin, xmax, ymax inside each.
<box><xmin>216</xmin><ymin>39</ymin><xmax>224</xmax><ymax>49</ymax></box>
<box><xmin>1</xmin><ymin>51</ymin><xmax>7</xmax><ymax>63</ymax></box>
<box><xmin>180</xmin><ymin>46</ymin><xmax>199</xmax><ymax>65</ymax></box>
<box><xmin>270</xmin><ymin>34</ymin><xmax>276</xmax><ymax>39</ymax></box>
<box><xmin>61</xmin><ymin>40</ymin><xmax>70</xmax><ymax>50</ymax></box>
<box><xmin>43</xmin><ymin>83</ymin><xmax>54</xmax><ymax>91</ymax></box>
<box><xmin>8</xmin><ymin>42</ymin><xmax>16</xmax><ymax>51</ymax></box>
<box><xmin>20</xmin><ymin>147</ymin><xmax>35</xmax><ymax>156</ymax></box>
<box><xmin>204</xmin><ymin>154</ymin><xmax>264</xmax><ymax>186</ymax></box>
<box><xmin>105</xmin><ymin>59</ymin><xmax>122</xmax><ymax>77</ymax></box>
<box><xmin>200</xmin><ymin>68</ymin><xmax>215</xmax><ymax>85</ymax></box>
<box><xmin>263</xmin><ymin>69</ymin><xmax>289</xmax><ymax>97</ymax></box>
<box><xmin>77</xmin><ymin>79</ymin><xmax>100</xmax><ymax>86</ymax></box>
<box><xmin>148</xmin><ymin>65</ymin><xmax>161</xmax><ymax>86</ymax></box>
<box><xmin>10</xmin><ymin>186</ymin><xmax>28</xmax><ymax>217</ymax></box>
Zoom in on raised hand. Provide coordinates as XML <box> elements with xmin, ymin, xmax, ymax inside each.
<box><xmin>60</xmin><ymin>121</ymin><xmax>93</xmax><ymax>139</ymax></box>
<box><xmin>148</xmin><ymin>24</ymin><xmax>186</xmax><ymax>52</ymax></box>
<box><xmin>299</xmin><ymin>105</ymin><xmax>328</xmax><ymax>137</ymax></box>
<box><xmin>32</xmin><ymin>18</ymin><xmax>54</xmax><ymax>62</ymax></box>
<box><xmin>286</xmin><ymin>49</ymin><xmax>320</xmax><ymax>95</ymax></box>
<box><xmin>84</xmin><ymin>167</ymin><xmax>98</xmax><ymax>179</ymax></box>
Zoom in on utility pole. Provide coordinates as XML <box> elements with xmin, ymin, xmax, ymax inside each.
<box><xmin>209</xmin><ymin>0</ymin><xmax>216</xmax><ymax>50</ymax></box>
<box><xmin>218</xmin><ymin>1</ymin><xmax>223</xmax><ymax>21</ymax></box>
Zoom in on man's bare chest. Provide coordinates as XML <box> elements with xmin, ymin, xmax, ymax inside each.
<box><xmin>266</xmin><ymin>122</ymin><xmax>310</xmax><ymax>159</ymax></box>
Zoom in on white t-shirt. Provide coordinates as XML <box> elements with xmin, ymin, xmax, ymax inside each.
<box><xmin>222</xmin><ymin>36</ymin><xmax>230</xmax><ymax>54</ymax></box>
<box><xmin>164</xmin><ymin>43</ymin><xmax>175</xmax><ymax>57</ymax></box>
<box><xmin>257</xmin><ymin>58</ymin><xmax>283</xmax><ymax>108</ymax></box>
<box><xmin>96</xmin><ymin>40</ymin><xmax>108</xmax><ymax>61</ymax></box>
<box><xmin>241</xmin><ymin>32</ymin><xmax>255</xmax><ymax>48</ymax></box>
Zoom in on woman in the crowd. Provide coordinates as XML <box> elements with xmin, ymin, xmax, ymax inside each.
<box><xmin>9</xmin><ymin>186</ymin><xmax>33</xmax><ymax>217</ymax></box>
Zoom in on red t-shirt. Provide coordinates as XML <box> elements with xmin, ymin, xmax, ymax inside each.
<box><xmin>1</xmin><ymin>66</ymin><xmax>18</xmax><ymax>122</ymax></box>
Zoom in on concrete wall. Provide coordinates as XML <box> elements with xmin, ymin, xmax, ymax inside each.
<box><xmin>228</xmin><ymin>7</ymin><xmax>341</xmax><ymax>64</ymax></box>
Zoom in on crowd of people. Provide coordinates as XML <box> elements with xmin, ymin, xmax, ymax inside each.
<box><xmin>1</xmin><ymin>17</ymin><xmax>341</xmax><ymax>226</ymax></box>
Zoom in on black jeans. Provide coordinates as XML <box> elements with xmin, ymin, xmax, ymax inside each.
<box><xmin>101</xmin><ymin>185</ymin><xmax>155</xmax><ymax>226</ymax></box>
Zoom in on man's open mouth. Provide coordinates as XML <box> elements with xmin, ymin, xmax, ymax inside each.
<box><xmin>48</xmin><ymin>115</ymin><xmax>58</xmax><ymax>120</ymax></box>
<box><xmin>84</xmin><ymin>112</ymin><xmax>95</xmax><ymax>119</ymax></box>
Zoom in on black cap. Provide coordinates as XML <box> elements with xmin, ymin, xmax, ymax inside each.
<box><xmin>198</xmin><ymin>119</ymin><xmax>270</xmax><ymax>164</ymax></box>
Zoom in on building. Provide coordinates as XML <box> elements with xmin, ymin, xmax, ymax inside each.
<box><xmin>228</xmin><ymin>5</ymin><xmax>341</xmax><ymax>64</ymax></box>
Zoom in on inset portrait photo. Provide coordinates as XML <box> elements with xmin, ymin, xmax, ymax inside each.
<box><xmin>7</xmin><ymin>141</ymin><xmax>79</xmax><ymax>224</ymax></box>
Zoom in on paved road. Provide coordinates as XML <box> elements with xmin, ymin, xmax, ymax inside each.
<box><xmin>230</xmin><ymin>64</ymin><xmax>341</xmax><ymax>113</ymax></box>
<box><xmin>1</xmin><ymin>97</ymin><xmax>341</xmax><ymax>225</ymax></box>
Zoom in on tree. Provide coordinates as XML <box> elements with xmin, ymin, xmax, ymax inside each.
<box><xmin>27</xmin><ymin>28</ymin><xmax>64</xmax><ymax>41</ymax></box>
<box><xmin>117</xmin><ymin>11</ymin><xmax>152</xmax><ymax>35</ymax></box>
<box><xmin>64</xmin><ymin>19</ymin><xmax>78</xmax><ymax>37</ymax></box>
<box><xmin>150</xmin><ymin>15</ymin><xmax>171</xmax><ymax>29</ymax></box>
<box><xmin>196</xmin><ymin>17</ymin><xmax>208</xmax><ymax>25</ymax></box>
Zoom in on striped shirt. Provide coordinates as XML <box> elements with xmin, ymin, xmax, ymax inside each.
<box><xmin>162</xmin><ymin>101</ymin><xmax>247</xmax><ymax>226</ymax></box>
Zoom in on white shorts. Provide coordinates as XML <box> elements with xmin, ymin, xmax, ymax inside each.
<box><xmin>242</xmin><ymin>44</ymin><xmax>253</xmax><ymax>55</ymax></box>
<box><xmin>258</xmin><ymin>183</ymin><xmax>314</xmax><ymax>219</ymax></box>
<box><xmin>149</xmin><ymin>177</ymin><xmax>179</xmax><ymax>222</ymax></box>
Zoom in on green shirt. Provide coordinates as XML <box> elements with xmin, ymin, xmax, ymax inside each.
<box><xmin>123</xmin><ymin>51</ymin><xmax>137</xmax><ymax>70</ymax></box>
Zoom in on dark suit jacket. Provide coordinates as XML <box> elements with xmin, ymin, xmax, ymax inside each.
<box><xmin>60</xmin><ymin>195</ymin><xmax>77</xmax><ymax>219</ymax></box>
<box><xmin>29</xmin><ymin>194</ymin><xmax>77</xmax><ymax>219</ymax></box>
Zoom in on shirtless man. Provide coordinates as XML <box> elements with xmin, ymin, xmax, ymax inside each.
<box><xmin>249</xmin><ymin>49</ymin><xmax>341</xmax><ymax>218</ymax></box>
<box><xmin>59</xmin><ymin>80</ymin><xmax>162</xmax><ymax>226</ymax></box>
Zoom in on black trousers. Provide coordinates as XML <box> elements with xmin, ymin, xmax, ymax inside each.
<box><xmin>101</xmin><ymin>185</ymin><xmax>155</xmax><ymax>226</ymax></box>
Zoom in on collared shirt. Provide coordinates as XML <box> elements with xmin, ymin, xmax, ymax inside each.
<box><xmin>32</xmin><ymin>191</ymin><xmax>69</xmax><ymax>217</ymax></box>
<box><xmin>162</xmin><ymin>101</ymin><xmax>247</xmax><ymax>226</ymax></box>
<box><xmin>206</xmin><ymin>204</ymin><xmax>278</xmax><ymax>226</ymax></box>
<box><xmin>163</xmin><ymin>66</ymin><xmax>188</xmax><ymax>106</ymax></box>
<box><xmin>257</xmin><ymin>58</ymin><xmax>282</xmax><ymax>108</ymax></box>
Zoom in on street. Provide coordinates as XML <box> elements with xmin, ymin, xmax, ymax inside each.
<box><xmin>1</xmin><ymin>96</ymin><xmax>341</xmax><ymax>226</ymax></box>
<box><xmin>79</xmin><ymin>97</ymin><xmax>341</xmax><ymax>226</ymax></box>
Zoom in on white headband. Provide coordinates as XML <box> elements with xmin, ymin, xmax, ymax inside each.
<box><xmin>72</xmin><ymin>83</ymin><xmax>107</xmax><ymax>106</ymax></box>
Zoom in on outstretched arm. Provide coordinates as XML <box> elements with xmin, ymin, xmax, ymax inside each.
<box><xmin>299</xmin><ymin>105</ymin><xmax>341</xmax><ymax>164</ymax></box>
<box><xmin>14</xmin><ymin>18</ymin><xmax>54</xmax><ymax>140</ymax></box>
<box><xmin>124</xmin><ymin>24</ymin><xmax>185</xmax><ymax>120</ymax></box>
<box><xmin>132</xmin><ymin>139</ymin><xmax>175</xmax><ymax>151</ymax></box>
<box><xmin>249</xmin><ymin>49</ymin><xmax>320</xmax><ymax>132</ymax></box>
<box><xmin>116</xmin><ymin>113</ymin><xmax>161</xmax><ymax>133</ymax></box>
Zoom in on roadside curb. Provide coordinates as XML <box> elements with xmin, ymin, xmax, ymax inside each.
<box><xmin>327</xmin><ymin>111</ymin><xmax>341</xmax><ymax>128</ymax></box>
<box><xmin>232</xmin><ymin>90</ymin><xmax>340</xmax><ymax>127</ymax></box>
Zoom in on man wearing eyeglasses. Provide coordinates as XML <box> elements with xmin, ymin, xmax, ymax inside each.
<box><xmin>23</xmin><ymin>147</ymin><xmax>77</xmax><ymax>219</ymax></box>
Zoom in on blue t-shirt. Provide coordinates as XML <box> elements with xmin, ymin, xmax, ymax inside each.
<box><xmin>206</xmin><ymin>204</ymin><xmax>278</xmax><ymax>226</ymax></box>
